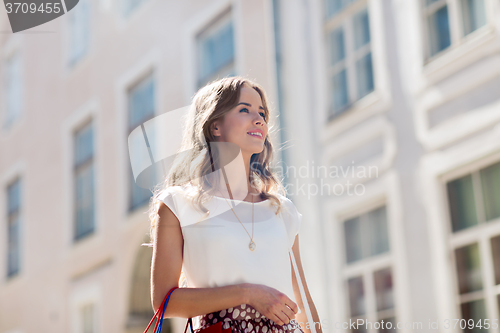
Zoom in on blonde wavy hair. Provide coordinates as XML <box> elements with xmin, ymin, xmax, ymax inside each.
<box><xmin>142</xmin><ymin>76</ymin><xmax>288</xmax><ymax>283</ymax></box>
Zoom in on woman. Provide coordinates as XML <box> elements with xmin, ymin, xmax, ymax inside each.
<box><xmin>145</xmin><ymin>76</ymin><xmax>322</xmax><ymax>333</ymax></box>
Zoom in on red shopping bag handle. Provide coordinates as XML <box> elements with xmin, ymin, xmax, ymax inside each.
<box><xmin>144</xmin><ymin>286</ymin><xmax>179</xmax><ymax>333</ymax></box>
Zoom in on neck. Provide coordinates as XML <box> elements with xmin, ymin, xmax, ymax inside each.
<box><xmin>209</xmin><ymin>149</ymin><xmax>258</xmax><ymax>200</ymax></box>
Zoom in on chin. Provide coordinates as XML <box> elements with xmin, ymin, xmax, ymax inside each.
<box><xmin>253</xmin><ymin>147</ymin><xmax>265</xmax><ymax>154</ymax></box>
<box><xmin>243</xmin><ymin>146</ymin><xmax>264</xmax><ymax>155</ymax></box>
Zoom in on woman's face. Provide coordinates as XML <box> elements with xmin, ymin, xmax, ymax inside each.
<box><xmin>212</xmin><ymin>83</ymin><xmax>268</xmax><ymax>156</ymax></box>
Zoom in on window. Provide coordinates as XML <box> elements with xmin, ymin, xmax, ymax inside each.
<box><xmin>122</xmin><ymin>0</ymin><xmax>148</xmax><ymax>17</ymax></box>
<box><xmin>325</xmin><ymin>0</ymin><xmax>356</xmax><ymax>18</ymax></box>
<box><xmin>128</xmin><ymin>243</ymin><xmax>157</xmax><ymax>325</ymax></box>
<box><xmin>343</xmin><ymin>206</ymin><xmax>396</xmax><ymax>332</ymax></box>
<box><xmin>454</xmin><ymin>243</ymin><xmax>489</xmax><ymax>332</ymax></box>
<box><xmin>7</xmin><ymin>177</ymin><xmax>22</xmax><ymax>278</ymax></box>
<box><xmin>344</xmin><ymin>206</ymin><xmax>389</xmax><ymax>263</ymax></box>
<box><xmin>446</xmin><ymin>160</ymin><xmax>500</xmax><ymax>328</ymax></box>
<box><xmin>70</xmin><ymin>287</ymin><xmax>100</xmax><ymax>333</ymax></box>
<box><xmin>3</xmin><ymin>51</ymin><xmax>23</xmax><ymax>129</ymax></box>
<box><xmin>447</xmin><ymin>161</ymin><xmax>500</xmax><ymax>232</ymax></box>
<box><xmin>68</xmin><ymin>0</ymin><xmax>90</xmax><ymax>67</ymax></box>
<box><xmin>81</xmin><ymin>303</ymin><xmax>95</xmax><ymax>333</ymax></box>
<box><xmin>422</xmin><ymin>0</ymin><xmax>487</xmax><ymax>59</ymax></box>
<box><xmin>74</xmin><ymin>121</ymin><xmax>95</xmax><ymax>241</ymax></box>
<box><xmin>325</xmin><ymin>1</ymin><xmax>374</xmax><ymax>119</ymax></box>
<box><xmin>196</xmin><ymin>9</ymin><xmax>236</xmax><ymax>89</ymax></box>
<box><xmin>460</xmin><ymin>0</ymin><xmax>486</xmax><ymax>36</ymax></box>
<box><xmin>353</xmin><ymin>9</ymin><xmax>373</xmax><ymax>100</ymax></box>
<box><xmin>127</xmin><ymin>73</ymin><xmax>156</xmax><ymax>212</ymax></box>
<box><xmin>424</xmin><ymin>0</ymin><xmax>451</xmax><ymax>57</ymax></box>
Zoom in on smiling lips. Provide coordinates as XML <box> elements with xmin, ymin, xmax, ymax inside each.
<box><xmin>247</xmin><ymin>132</ymin><xmax>264</xmax><ymax>139</ymax></box>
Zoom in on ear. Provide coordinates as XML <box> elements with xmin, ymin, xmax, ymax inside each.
<box><xmin>211</xmin><ymin>121</ymin><xmax>221</xmax><ymax>137</ymax></box>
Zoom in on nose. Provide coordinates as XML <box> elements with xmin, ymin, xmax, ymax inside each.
<box><xmin>253</xmin><ymin>115</ymin><xmax>265</xmax><ymax>126</ymax></box>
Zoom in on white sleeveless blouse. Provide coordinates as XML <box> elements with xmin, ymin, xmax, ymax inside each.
<box><xmin>157</xmin><ymin>185</ymin><xmax>303</xmax><ymax>305</ymax></box>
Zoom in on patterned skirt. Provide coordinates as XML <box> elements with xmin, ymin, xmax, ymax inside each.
<box><xmin>192</xmin><ymin>303</ymin><xmax>304</xmax><ymax>333</ymax></box>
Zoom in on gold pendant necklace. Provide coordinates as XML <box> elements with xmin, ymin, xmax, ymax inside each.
<box><xmin>217</xmin><ymin>187</ymin><xmax>256</xmax><ymax>251</ymax></box>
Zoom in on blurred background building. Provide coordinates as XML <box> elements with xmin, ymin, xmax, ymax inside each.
<box><xmin>1</xmin><ymin>0</ymin><xmax>500</xmax><ymax>332</ymax></box>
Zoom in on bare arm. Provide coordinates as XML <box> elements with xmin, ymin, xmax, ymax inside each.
<box><xmin>151</xmin><ymin>201</ymin><xmax>251</xmax><ymax>318</ymax></box>
<box><xmin>290</xmin><ymin>235</ymin><xmax>323</xmax><ymax>333</ymax></box>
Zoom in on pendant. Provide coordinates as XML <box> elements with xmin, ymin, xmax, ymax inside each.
<box><xmin>249</xmin><ymin>241</ymin><xmax>256</xmax><ymax>251</ymax></box>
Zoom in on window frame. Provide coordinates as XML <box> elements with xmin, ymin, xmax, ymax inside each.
<box><xmin>195</xmin><ymin>6</ymin><xmax>236</xmax><ymax>90</ymax></box>
<box><xmin>114</xmin><ymin>50</ymin><xmax>162</xmax><ymax>220</ymax></box>
<box><xmin>73</xmin><ymin>119</ymin><xmax>96</xmax><ymax>242</ymax></box>
<box><xmin>2</xmin><ymin>49</ymin><xmax>24</xmax><ymax>131</ymax></box>
<box><xmin>67</xmin><ymin>0</ymin><xmax>91</xmax><ymax>68</ymax></box>
<box><xmin>420</xmin><ymin>0</ymin><xmax>490</xmax><ymax>64</ymax></box>
<box><xmin>324</xmin><ymin>0</ymin><xmax>375</xmax><ymax>121</ymax></box>
<box><xmin>442</xmin><ymin>157</ymin><xmax>500</xmax><ymax>327</ymax></box>
<box><xmin>61</xmin><ymin>99</ymin><xmax>100</xmax><ymax>249</ymax></box>
<box><xmin>0</xmin><ymin>161</ymin><xmax>26</xmax><ymax>283</ymax></box>
<box><xmin>70</xmin><ymin>283</ymin><xmax>101</xmax><ymax>333</ymax></box>
<box><xmin>6</xmin><ymin>176</ymin><xmax>22</xmax><ymax>279</ymax></box>
<box><xmin>125</xmin><ymin>70</ymin><xmax>157</xmax><ymax>213</ymax></box>
<box><xmin>181</xmin><ymin>0</ymin><xmax>239</xmax><ymax>101</ymax></box>
<box><xmin>341</xmin><ymin>204</ymin><xmax>396</xmax><ymax>330</ymax></box>
<box><xmin>120</xmin><ymin>0</ymin><xmax>151</xmax><ymax>19</ymax></box>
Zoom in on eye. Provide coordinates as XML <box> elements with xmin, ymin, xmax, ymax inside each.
<box><xmin>240</xmin><ymin>108</ymin><xmax>267</xmax><ymax>122</ymax></box>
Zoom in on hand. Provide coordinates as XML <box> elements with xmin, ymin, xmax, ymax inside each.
<box><xmin>245</xmin><ymin>283</ymin><xmax>299</xmax><ymax>326</ymax></box>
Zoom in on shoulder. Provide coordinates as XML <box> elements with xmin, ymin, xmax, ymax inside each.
<box><xmin>275</xmin><ymin>193</ymin><xmax>295</xmax><ymax>215</ymax></box>
<box><xmin>156</xmin><ymin>184</ymin><xmax>195</xmax><ymax>223</ymax></box>
<box><xmin>276</xmin><ymin>194</ymin><xmax>302</xmax><ymax>223</ymax></box>
<box><xmin>157</xmin><ymin>184</ymin><xmax>193</xmax><ymax>200</ymax></box>
<box><xmin>275</xmin><ymin>194</ymin><xmax>302</xmax><ymax>248</ymax></box>
<box><xmin>157</xmin><ymin>185</ymin><xmax>182</xmax><ymax>201</ymax></box>
<box><xmin>156</xmin><ymin>184</ymin><xmax>196</xmax><ymax>210</ymax></box>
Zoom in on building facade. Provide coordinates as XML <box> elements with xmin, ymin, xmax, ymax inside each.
<box><xmin>1</xmin><ymin>0</ymin><xmax>500</xmax><ymax>332</ymax></box>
